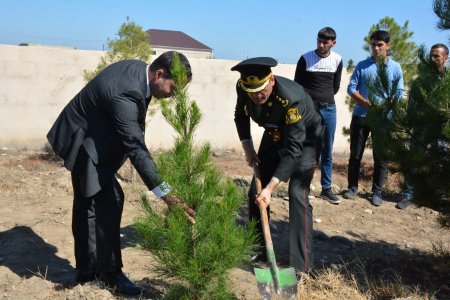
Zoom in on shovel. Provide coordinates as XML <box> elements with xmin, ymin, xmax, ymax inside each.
<box><xmin>252</xmin><ymin>163</ymin><xmax>298</xmax><ymax>300</ymax></box>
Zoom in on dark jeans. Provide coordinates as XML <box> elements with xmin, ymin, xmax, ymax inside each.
<box><xmin>248</xmin><ymin>151</ymin><xmax>316</xmax><ymax>272</ymax></box>
<box><xmin>319</xmin><ymin>105</ymin><xmax>337</xmax><ymax>190</ymax></box>
<box><xmin>71</xmin><ymin>173</ymin><xmax>124</xmax><ymax>274</ymax></box>
<box><xmin>347</xmin><ymin>116</ymin><xmax>387</xmax><ymax>194</ymax></box>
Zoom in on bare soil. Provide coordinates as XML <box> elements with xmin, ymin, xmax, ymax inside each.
<box><xmin>0</xmin><ymin>148</ymin><xmax>449</xmax><ymax>299</ymax></box>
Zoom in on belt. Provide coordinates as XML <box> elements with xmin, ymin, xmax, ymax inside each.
<box><xmin>317</xmin><ymin>102</ymin><xmax>334</xmax><ymax>109</ymax></box>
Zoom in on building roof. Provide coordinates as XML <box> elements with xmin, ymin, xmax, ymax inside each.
<box><xmin>146</xmin><ymin>29</ymin><xmax>212</xmax><ymax>52</ymax></box>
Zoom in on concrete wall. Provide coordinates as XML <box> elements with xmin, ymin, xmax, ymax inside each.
<box><xmin>153</xmin><ymin>47</ymin><xmax>213</xmax><ymax>59</ymax></box>
<box><xmin>0</xmin><ymin>44</ymin><xmax>352</xmax><ymax>152</ymax></box>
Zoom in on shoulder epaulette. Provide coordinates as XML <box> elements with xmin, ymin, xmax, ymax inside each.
<box><xmin>275</xmin><ymin>93</ymin><xmax>289</xmax><ymax>108</ymax></box>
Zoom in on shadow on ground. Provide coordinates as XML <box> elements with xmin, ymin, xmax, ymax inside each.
<box><xmin>0</xmin><ymin>226</ymin><xmax>74</xmax><ymax>284</ymax></box>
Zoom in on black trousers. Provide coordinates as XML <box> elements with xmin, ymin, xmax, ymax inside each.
<box><xmin>71</xmin><ymin>168</ymin><xmax>124</xmax><ymax>273</ymax></box>
<box><xmin>347</xmin><ymin>116</ymin><xmax>387</xmax><ymax>194</ymax></box>
<box><xmin>248</xmin><ymin>152</ymin><xmax>315</xmax><ymax>272</ymax></box>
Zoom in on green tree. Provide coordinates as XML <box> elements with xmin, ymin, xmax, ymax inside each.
<box><xmin>365</xmin><ymin>46</ymin><xmax>450</xmax><ymax>228</ymax></box>
<box><xmin>83</xmin><ymin>17</ymin><xmax>152</xmax><ymax>81</ymax></box>
<box><xmin>433</xmin><ymin>0</ymin><xmax>450</xmax><ymax>31</ymax></box>
<box><xmin>363</xmin><ymin>16</ymin><xmax>418</xmax><ymax>86</ymax></box>
<box><xmin>346</xmin><ymin>59</ymin><xmax>355</xmax><ymax>72</ymax></box>
<box><xmin>134</xmin><ymin>54</ymin><xmax>257</xmax><ymax>299</ymax></box>
<box><xmin>362</xmin><ymin>2</ymin><xmax>450</xmax><ymax>228</ymax></box>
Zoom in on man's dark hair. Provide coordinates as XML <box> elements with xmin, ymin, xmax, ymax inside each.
<box><xmin>318</xmin><ymin>27</ymin><xmax>337</xmax><ymax>40</ymax></box>
<box><xmin>431</xmin><ymin>43</ymin><xmax>449</xmax><ymax>56</ymax></box>
<box><xmin>150</xmin><ymin>51</ymin><xmax>192</xmax><ymax>81</ymax></box>
<box><xmin>370</xmin><ymin>30</ymin><xmax>390</xmax><ymax>43</ymax></box>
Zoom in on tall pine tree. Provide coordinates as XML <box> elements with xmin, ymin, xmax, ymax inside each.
<box><xmin>134</xmin><ymin>54</ymin><xmax>257</xmax><ymax>299</ymax></box>
<box><xmin>433</xmin><ymin>0</ymin><xmax>450</xmax><ymax>31</ymax></box>
<box><xmin>366</xmin><ymin>45</ymin><xmax>450</xmax><ymax>228</ymax></box>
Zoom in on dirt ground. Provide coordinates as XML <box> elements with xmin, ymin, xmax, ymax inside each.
<box><xmin>1</xmin><ymin>147</ymin><xmax>449</xmax><ymax>299</ymax></box>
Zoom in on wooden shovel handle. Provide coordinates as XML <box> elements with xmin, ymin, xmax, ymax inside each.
<box><xmin>252</xmin><ymin>163</ymin><xmax>274</xmax><ymax>252</ymax></box>
<box><xmin>253</xmin><ymin>163</ymin><xmax>282</xmax><ymax>293</ymax></box>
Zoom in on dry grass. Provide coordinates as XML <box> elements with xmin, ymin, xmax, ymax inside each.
<box><xmin>298</xmin><ymin>268</ymin><xmax>367</xmax><ymax>300</ymax></box>
<box><xmin>296</xmin><ymin>265</ymin><xmax>430</xmax><ymax>300</ymax></box>
<box><xmin>296</xmin><ymin>241</ymin><xmax>450</xmax><ymax>300</ymax></box>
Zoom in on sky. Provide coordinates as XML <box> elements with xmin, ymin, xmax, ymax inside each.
<box><xmin>1</xmin><ymin>0</ymin><xmax>449</xmax><ymax>65</ymax></box>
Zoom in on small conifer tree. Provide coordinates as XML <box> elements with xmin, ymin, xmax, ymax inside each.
<box><xmin>365</xmin><ymin>48</ymin><xmax>450</xmax><ymax>228</ymax></box>
<box><xmin>346</xmin><ymin>59</ymin><xmax>355</xmax><ymax>72</ymax></box>
<box><xmin>83</xmin><ymin>17</ymin><xmax>152</xmax><ymax>82</ymax></box>
<box><xmin>134</xmin><ymin>54</ymin><xmax>257</xmax><ymax>299</ymax></box>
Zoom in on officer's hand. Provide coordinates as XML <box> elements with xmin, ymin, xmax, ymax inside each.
<box><xmin>161</xmin><ymin>194</ymin><xmax>196</xmax><ymax>224</ymax></box>
<box><xmin>242</xmin><ymin>140</ymin><xmax>259</xmax><ymax>167</ymax></box>
<box><xmin>255</xmin><ymin>188</ymin><xmax>272</xmax><ymax>209</ymax></box>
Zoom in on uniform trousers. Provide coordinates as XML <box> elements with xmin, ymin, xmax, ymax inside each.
<box><xmin>71</xmin><ymin>147</ymin><xmax>124</xmax><ymax>274</ymax></box>
<box><xmin>248</xmin><ymin>151</ymin><xmax>316</xmax><ymax>272</ymax></box>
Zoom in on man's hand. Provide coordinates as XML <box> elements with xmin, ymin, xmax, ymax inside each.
<box><xmin>255</xmin><ymin>179</ymin><xmax>278</xmax><ymax>210</ymax></box>
<box><xmin>351</xmin><ymin>92</ymin><xmax>371</xmax><ymax>107</ymax></box>
<box><xmin>242</xmin><ymin>140</ymin><xmax>259</xmax><ymax>167</ymax></box>
<box><xmin>256</xmin><ymin>188</ymin><xmax>272</xmax><ymax>209</ymax></box>
<box><xmin>161</xmin><ymin>194</ymin><xmax>196</xmax><ymax>224</ymax></box>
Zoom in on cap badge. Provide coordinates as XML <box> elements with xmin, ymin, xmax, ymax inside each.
<box><xmin>246</xmin><ymin>76</ymin><xmax>260</xmax><ymax>84</ymax></box>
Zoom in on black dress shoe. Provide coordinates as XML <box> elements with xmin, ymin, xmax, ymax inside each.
<box><xmin>99</xmin><ymin>270</ymin><xmax>142</xmax><ymax>296</ymax></box>
<box><xmin>250</xmin><ymin>251</ymin><xmax>268</xmax><ymax>263</ymax></box>
<box><xmin>75</xmin><ymin>270</ymin><xmax>98</xmax><ymax>283</ymax></box>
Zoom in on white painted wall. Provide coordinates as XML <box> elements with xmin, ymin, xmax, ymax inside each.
<box><xmin>153</xmin><ymin>46</ymin><xmax>213</xmax><ymax>59</ymax></box>
<box><xmin>0</xmin><ymin>44</ymin><xmax>352</xmax><ymax>153</ymax></box>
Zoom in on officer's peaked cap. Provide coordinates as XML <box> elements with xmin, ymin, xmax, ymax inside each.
<box><xmin>231</xmin><ymin>57</ymin><xmax>277</xmax><ymax>93</ymax></box>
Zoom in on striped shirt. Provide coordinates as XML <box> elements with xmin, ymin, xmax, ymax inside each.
<box><xmin>294</xmin><ymin>50</ymin><xmax>343</xmax><ymax>105</ymax></box>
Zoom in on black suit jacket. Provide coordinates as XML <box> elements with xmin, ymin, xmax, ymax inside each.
<box><xmin>47</xmin><ymin>60</ymin><xmax>161</xmax><ymax>197</ymax></box>
<box><xmin>234</xmin><ymin>75</ymin><xmax>323</xmax><ymax>182</ymax></box>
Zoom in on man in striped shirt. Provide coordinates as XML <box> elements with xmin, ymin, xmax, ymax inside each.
<box><xmin>295</xmin><ymin>27</ymin><xmax>343</xmax><ymax>205</ymax></box>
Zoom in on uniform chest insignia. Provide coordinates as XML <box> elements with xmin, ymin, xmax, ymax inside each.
<box><xmin>267</xmin><ymin>128</ymin><xmax>281</xmax><ymax>142</ymax></box>
<box><xmin>272</xmin><ymin>131</ymin><xmax>281</xmax><ymax>142</ymax></box>
<box><xmin>286</xmin><ymin>108</ymin><xmax>301</xmax><ymax>124</ymax></box>
<box><xmin>275</xmin><ymin>95</ymin><xmax>289</xmax><ymax>107</ymax></box>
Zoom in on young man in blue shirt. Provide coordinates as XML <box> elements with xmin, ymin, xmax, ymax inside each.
<box><xmin>295</xmin><ymin>27</ymin><xmax>343</xmax><ymax>205</ymax></box>
<box><xmin>343</xmin><ymin>30</ymin><xmax>404</xmax><ymax>206</ymax></box>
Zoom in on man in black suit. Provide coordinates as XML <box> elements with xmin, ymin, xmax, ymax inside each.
<box><xmin>232</xmin><ymin>57</ymin><xmax>323</xmax><ymax>273</ymax></box>
<box><xmin>47</xmin><ymin>51</ymin><xmax>195</xmax><ymax>295</ymax></box>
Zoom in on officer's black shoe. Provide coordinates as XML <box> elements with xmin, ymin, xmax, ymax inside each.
<box><xmin>75</xmin><ymin>269</ymin><xmax>98</xmax><ymax>283</ymax></box>
<box><xmin>250</xmin><ymin>252</ymin><xmax>268</xmax><ymax>263</ymax></box>
<box><xmin>99</xmin><ymin>270</ymin><xmax>142</xmax><ymax>296</ymax></box>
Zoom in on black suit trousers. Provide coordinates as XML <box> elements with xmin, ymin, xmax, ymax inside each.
<box><xmin>248</xmin><ymin>150</ymin><xmax>315</xmax><ymax>273</ymax></box>
<box><xmin>347</xmin><ymin>116</ymin><xmax>387</xmax><ymax>194</ymax></box>
<box><xmin>71</xmin><ymin>148</ymin><xmax>124</xmax><ymax>273</ymax></box>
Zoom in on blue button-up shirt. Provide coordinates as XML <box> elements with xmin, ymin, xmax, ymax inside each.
<box><xmin>347</xmin><ymin>56</ymin><xmax>404</xmax><ymax>117</ymax></box>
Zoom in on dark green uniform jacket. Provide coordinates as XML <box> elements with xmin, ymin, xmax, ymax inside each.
<box><xmin>234</xmin><ymin>75</ymin><xmax>323</xmax><ymax>182</ymax></box>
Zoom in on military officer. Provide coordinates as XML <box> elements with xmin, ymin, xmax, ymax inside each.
<box><xmin>232</xmin><ymin>57</ymin><xmax>323</xmax><ymax>273</ymax></box>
